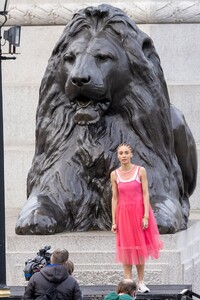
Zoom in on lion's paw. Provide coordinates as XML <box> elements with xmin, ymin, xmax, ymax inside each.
<box><xmin>15</xmin><ymin>213</ymin><xmax>58</xmax><ymax>235</ymax></box>
<box><xmin>15</xmin><ymin>195</ymin><xmax>66</xmax><ymax>235</ymax></box>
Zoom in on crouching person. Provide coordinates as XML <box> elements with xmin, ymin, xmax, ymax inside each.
<box><xmin>23</xmin><ymin>248</ymin><xmax>82</xmax><ymax>300</ymax></box>
<box><xmin>104</xmin><ymin>279</ymin><xmax>137</xmax><ymax>300</ymax></box>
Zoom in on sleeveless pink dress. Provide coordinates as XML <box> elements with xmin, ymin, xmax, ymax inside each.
<box><xmin>115</xmin><ymin>166</ymin><xmax>163</xmax><ymax>265</ymax></box>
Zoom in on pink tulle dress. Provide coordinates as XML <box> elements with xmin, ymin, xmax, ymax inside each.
<box><xmin>115</xmin><ymin>166</ymin><xmax>163</xmax><ymax>265</ymax></box>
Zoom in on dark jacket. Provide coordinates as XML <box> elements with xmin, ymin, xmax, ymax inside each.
<box><xmin>23</xmin><ymin>264</ymin><xmax>82</xmax><ymax>300</ymax></box>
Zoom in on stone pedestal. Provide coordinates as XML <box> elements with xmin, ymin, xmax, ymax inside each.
<box><xmin>6</xmin><ymin>209</ymin><xmax>200</xmax><ymax>294</ymax></box>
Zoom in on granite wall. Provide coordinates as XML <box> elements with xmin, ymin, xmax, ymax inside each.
<box><xmin>2</xmin><ymin>0</ymin><xmax>200</xmax><ymax>210</ymax></box>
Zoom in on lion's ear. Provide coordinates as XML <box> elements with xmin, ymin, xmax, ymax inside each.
<box><xmin>141</xmin><ymin>37</ymin><xmax>161</xmax><ymax>69</ymax></box>
<box><xmin>142</xmin><ymin>37</ymin><xmax>153</xmax><ymax>59</ymax></box>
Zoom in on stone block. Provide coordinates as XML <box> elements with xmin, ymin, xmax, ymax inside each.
<box><xmin>2</xmin><ymin>26</ymin><xmax>64</xmax><ymax>86</ymax></box>
<box><xmin>4</xmin><ymin>147</ymin><xmax>34</xmax><ymax>208</ymax></box>
<box><xmin>148</xmin><ymin>24</ymin><xmax>200</xmax><ymax>84</ymax></box>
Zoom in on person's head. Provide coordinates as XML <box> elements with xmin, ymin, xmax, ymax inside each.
<box><xmin>65</xmin><ymin>260</ymin><xmax>74</xmax><ymax>275</ymax></box>
<box><xmin>117</xmin><ymin>143</ymin><xmax>133</xmax><ymax>164</ymax></box>
<box><xmin>50</xmin><ymin>249</ymin><xmax>69</xmax><ymax>264</ymax></box>
<box><xmin>116</xmin><ymin>279</ymin><xmax>137</xmax><ymax>297</ymax></box>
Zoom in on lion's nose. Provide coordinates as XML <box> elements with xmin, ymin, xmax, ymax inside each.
<box><xmin>71</xmin><ymin>75</ymin><xmax>91</xmax><ymax>86</ymax></box>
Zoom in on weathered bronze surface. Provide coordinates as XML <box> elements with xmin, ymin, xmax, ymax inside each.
<box><xmin>15</xmin><ymin>4</ymin><xmax>197</xmax><ymax>235</ymax></box>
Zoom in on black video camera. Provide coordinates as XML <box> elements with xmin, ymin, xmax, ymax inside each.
<box><xmin>24</xmin><ymin>245</ymin><xmax>52</xmax><ymax>281</ymax></box>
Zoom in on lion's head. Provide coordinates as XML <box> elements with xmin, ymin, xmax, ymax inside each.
<box><xmin>36</xmin><ymin>4</ymin><xmax>173</xmax><ymax>169</ymax></box>
<box><xmin>16</xmin><ymin>4</ymin><xmax>196</xmax><ymax>235</ymax></box>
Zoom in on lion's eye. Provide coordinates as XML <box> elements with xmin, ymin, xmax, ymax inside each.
<box><xmin>96</xmin><ymin>54</ymin><xmax>111</xmax><ymax>62</ymax></box>
<box><xmin>63</xmin><ymin>53</ymin><xmax>76</xmax><ymax>63</ymax></box>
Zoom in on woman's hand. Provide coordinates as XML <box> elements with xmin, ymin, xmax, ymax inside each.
<box><xmin>142</xmin><ymin>216</ymin><xmax>149</xmax><ymax>230</ymax></box>
<box><xmin>111</xmin><ymin>224</ymin><xmax>117</xmax><ymax>233</ymax></box>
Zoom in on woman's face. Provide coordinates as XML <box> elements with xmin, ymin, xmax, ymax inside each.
<box><xmin>117</xmin><ymin>145</ymin><xmax>133</xmax><ymax>164</ymax></box>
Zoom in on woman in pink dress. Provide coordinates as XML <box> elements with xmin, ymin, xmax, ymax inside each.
<box><xmin>110</xmin><ymin>143</ymin><xmax>163</xmax><ymax>293</ymax></box>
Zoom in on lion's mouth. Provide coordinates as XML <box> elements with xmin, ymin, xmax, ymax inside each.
<box><xmin>76</xmin><ymin>98</ymin><xmax>94</xmax><ymax>109</ymax></box>
<box><xmin>71</xmin><ymin>96</ymin><xmax>109</xmax><ymax>112</ymax></box>
<box><xmin>70</xmin><ymin>96</ymin><xmax>110</xmax><ymax>125</ymax></box>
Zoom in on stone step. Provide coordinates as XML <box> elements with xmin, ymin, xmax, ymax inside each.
<box><xmin>6</xmin><ymin>249</ymin><xmax>181</xmax><ymax>266</ymax></box>
<box><xmin>7</xmin><ymin>231</ymin><xmax>177</xmax><ymax>253</ymax></box>
<box><xmin>6</xmin><ymin>231</ymin><xmax>178</xmax><ymax>252</ymax></box>
<box><xmin>6</xmin><ymin>232</ymin><xmax>115</xmax><ymax>252</ymax></box>
<box><xmin>12</xmin><ymin>261</ymin><xmax>169</xmax><ymax>271</ymax></box>
<box><xmin>64</xmin><ymin>262</ymin><xmax>169</xmax><ymax>271</ymax></box>
<box><xmin>8</xmin><ymin>263</ymin><xmax>170</xmax><ymax>286</ymax></box>
<box><xmin>74</xmin><ymin>267</ymin><xmax>169</xmax><ymax>285</ymax></box>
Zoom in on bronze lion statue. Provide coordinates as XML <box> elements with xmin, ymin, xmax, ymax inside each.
<box><xmin>16</xmin><ymin>4</ymin><xmax>197</xmax><ymax>235</ymax></box>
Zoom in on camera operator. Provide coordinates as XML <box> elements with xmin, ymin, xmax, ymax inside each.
<box><xmin>23</xmin><ymin>248</ymin><xmax>82</xmax><ymax>300</ymax></box>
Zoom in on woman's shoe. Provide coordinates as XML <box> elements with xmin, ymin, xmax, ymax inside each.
<box><xmin>138</xmin><ymin>281</ymin><xmax>150</xmax><ymax>293</ymax></box>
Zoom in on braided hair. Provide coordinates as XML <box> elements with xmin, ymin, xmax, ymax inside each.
<box><xmin>117</xmin><ymin>143</ymin><xmax>133</xmax><ymax>153</ymax></box>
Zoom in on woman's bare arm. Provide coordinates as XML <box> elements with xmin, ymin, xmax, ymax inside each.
<box><xmin>139</xmin><ymin>167</ymin><xmax>150</xmax><ymax>229</ymax></box>
<box><xmin>110</xmin><ymin>171</ymin><xmax>118</xmax><ymax>233</ymax></box>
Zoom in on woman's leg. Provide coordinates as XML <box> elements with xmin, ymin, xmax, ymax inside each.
<box><xmin>136</xmin><ymin>264</ymin><xmax>150</xmax><ymax>292</ymax></box>
<box><xmin>136</xmin><ymin>264</ymin><xmax>145</xmax><ymax>282</ymax></box>
<box><xmin>123</xmin><ymin>264</ymin><xmax>132</xmax><ymax>279</ymax></box>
